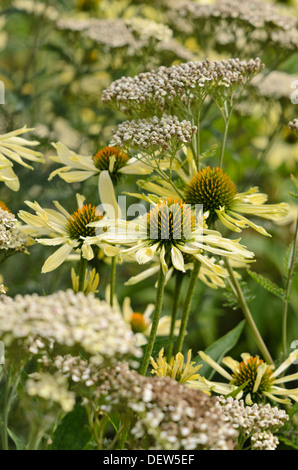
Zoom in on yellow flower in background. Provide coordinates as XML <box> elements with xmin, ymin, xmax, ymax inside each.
<box><xmin>18</xmin><ymin>194</ymin><xmax>105</xmax><ymax>273</ymax></box>
<box><xmin>151</xmin><ymin>348</ymin><xmax>202</xmax><ymax>384</ymax></box>
<box><xmin>188</xmin><ymin>350</ymin><xmax>298</xmax><ymax>405</ymax></box>
<box><xmin>0</xmin><ymin>126</ymin><xmax>44</xmax><ymax>191</ymax></box>
<box><xmin>107</xmin><ymin>286</ymin><xmax>180</xmax><ymax>346</ymax></box>
<box><xmin>71</xmin><ymin>267</ymin><xmax>99</xmax><ymax>294</ymax></box>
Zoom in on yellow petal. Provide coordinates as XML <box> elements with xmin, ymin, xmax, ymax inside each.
<box><xmin>41</xmin><ymin>244</ymin><xmax>73</xmax><ymax>273</ymax></box>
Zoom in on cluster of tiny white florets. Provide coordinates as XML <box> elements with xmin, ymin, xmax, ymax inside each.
<box><xmin>102</xmin><ymin>58</ymin><xmax>263</xmax><ymax>117</ymax></box>
<box><xmin>289</xmin><ymin>119</ymin><xmax>298</xmax><ymax>131</ymax></box>
<box><xmin>97</xmin><ymin>363</ymin><xmax>238</xmax><ymax>450</ymax></box>
<box><xmin>25</xmin><ymin>371</ymin><xmax>76</xmax><ymax>413</ymax></box>
<box><xmin>174</xmin><ymin>0</ymin><xmax>297</xmax><ymax>30</ymax></box>
<box><xmin>0</xmin><ymin>208</ymin><xmax>16</xmax><ymax>248</ymax></box>
<box><xmin>40</xmin><ymin>354</ymin><xmax>100</xmax><ymax>388</ymax></box>
<box><xmin>57</xmin><ymin>17</ymin><xmax>174</xmax><ymax>52</ymax></box>
<box><xmin>110</xmin><ymin>115</ymin><xmax>197</xmax><ymax>153</ymax></box>
<box><xmin>216</xmin><ymin>396</ymin><xmax>288</xmax><ymax>450</ymax></box>
<box><xmin>252</xmin><ymin>71</ymin><xmax>298</xmax><ymax>101</ymax></box>
<box><xmin>0</xmin><ymin>207</ymin><xmax>30</xmax><ymax>255</ymax></box>
<box><xmin>125</xmin><ymin>18</ymin><xmax>173</xmax><ymax>44</ymax></box>
<box><xmin>12</xmin><ymin>0</ymin><xmax>59</xmax><ymax>21</ymax></box>
<box><xmin>169</xmin><ymin>0</ymin><xmax>298</xmax><ymax>52</ymax></box>
<box><xmin>0</xmin><ymin>290</ymin><xmax>141</xmax><ymax>366</ymax></box>
<box><xmin>57</xmin><ymin>18</ymin><xmax>136</xmax><ymax>48</ymax></box>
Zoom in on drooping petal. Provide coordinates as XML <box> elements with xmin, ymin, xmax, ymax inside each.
<box><xmin>171</xmin><ymin>245</ymin><xmax>186</xmax><ymax>272</ymax></box>
<box><xmin>98</xmin><ymin>170</ymin><xmax>121</xmax><ymax>219</ymax></box>
<box><xmin>41</xmin><ymin>243</ymin><xmax>73</xmax><ymax>273</ymax></box>
<box><xmin>199</xmin><ymin>351</ymin><xmax>233</xmax><ymax>381</ymax></box>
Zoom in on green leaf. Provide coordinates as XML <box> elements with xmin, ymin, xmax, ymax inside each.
<box><xmin>50</xmin><ymin>403</ymin><xmax>91</xmax><ymax>450</ymax></box>
<box><xmin>199</xmin><ymin>144</ymin><xmax>218</xmax><ymax>161</ymax></box>
<box><xmin>193</xmin><ymin>320</ymin><xmax>245</xmax><ymax>380</ymax></box>
<box><xmin>223</xmin><ymin>280</ymin><xmax>255</xmax><ymax>310</ymax></box>
<box><xmin>7</xmin><ymin>428</ymin><xmax>26</xmax><ymax>450</ymax></box>
<box><xmin>247</xmin><ymin>269</ymin><xmax>287</xmax><ymax>300</ymax></box>
<box><xmin>225</xmin><ymin>380</ymin><xmax>250</xmax><ymax>398</ymax></box>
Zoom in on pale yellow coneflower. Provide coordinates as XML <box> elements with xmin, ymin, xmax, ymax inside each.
<box><xmin>187</xmin><ymin>350</ymin><xmax>298</xmax><ymax>405</ymax></box>
<box><xmin>18</xmin><ymin>195</ymin><xmax>107</xmax><ymax>273</ymax></box>
<box><xmin>184</xmin><ymin>167</ymin><xmax>289</xmax><ymax>236</ymax></box>
<box><xmin>0</xmin><ymin>126</ymin><xmax>44</xmax><ymax>191</ymax></box>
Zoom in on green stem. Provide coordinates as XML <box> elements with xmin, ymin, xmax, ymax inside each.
<box><xmin>109</xmin><ymin>256</ymin><xmax>117</xmax><ymax>307</ymax></box>
<box><xmin>27</xmin><ymin>421</ymin><xmax>44</xmax><ymax>450</ymax></box>
<box><xmin>167</xmin><ymin>271</ymin><xmax>184</xmax><ymax>361</ymax></box>
<box><xmin>78</xmin><ymin>254</ymin><xmax>87</xmax><ymax>293</ymax></box>
<box><xmin>1</xmin><ymin>375</ymin><xmax>10</xmax><ymax>450</ymax></box>
<box><xmin>0</xmin><ymin>368</ymin><xmax>22</xmax><ymax>450</ymax></box>
<box><xmin>175</xmin><ymin>259</ymin><xmax>200</xmax><ymax>354</ymax></box>
<box><xmin>195</xmin><ymin>105</ymin><xmax>202</xmax><ymax>171</ymax></box>
<box><xmin>219</xmin><ymin>107</ymin><xmax>231</xmax><ymax>169</ymax></box>
<box><xmin>282</xmin><ymin>214</ymin><xmax>298</xmax><ymax>359</ymax></box>
<box><xmin>224</xmin><ymin>259</ymin><xmax>274</xmax><ymax>365</ymax></box>
<box><xmin>139</xmin><ymin>262</ymin><xmax>167</xmax><ymax>375</ymax></box>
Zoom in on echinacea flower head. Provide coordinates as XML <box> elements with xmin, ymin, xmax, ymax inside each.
<box><xmin>18</xmin><ymin>195</ymin><xmax>105</xmax><ymax>273</ymax></box>
<box><xmin>92</xmin><ymin>196</ymin><xmax>254</xmax><ymax>276</ymax></box>
<box><xmin>151</xmin><ymin>348</ymin><xmax>201</xmax><ymax>384</ymax></box>
<box><xmin>66</xmin><ymin>203</ymin><xmax>103</xmax><ymax>240</ymax></box>
<box><xmin>49</xmin><ymin>142</ymin><xmax>152</xmax><ymax>184</ymax></box>
<box><xmin>188</xmin><ymin>350</ymin><xmax>298</xmax><ymax>405</ymax></box>
<box><xmin>0</xmin><ymin>126</ymin><xmax>44</xmax><ymax>191</ymax></box>
<box><xmin>184</xmin><ymin>166</ymin><xmax>289</xmax><ymax>235</ymax></box>
<box><xmin>93</xmin><ymin>146</ymin><xmax>129</xmax><ymax>182</ymax></box>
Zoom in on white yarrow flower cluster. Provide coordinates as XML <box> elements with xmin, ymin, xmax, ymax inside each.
<box><xmin>0</xmin><ymin>208</ymin><xmax>16</xmax><ymax>247</ymax></box>
<box><xmin>0</xmin><ymin>290</ymin><xmax>142</xmax><ymax>366</ymax></box>
<box><xmin>26</xmin><ymin>372</ymin><xmax>76</xmax><ymax>413</ymax></box>
<box><xmin>216</xmin><ymin>396</ymin><xmax>288</xmax><ymax>450</ymax></box>
<box><xmin>97</xmin><ymin>363</ymin><xmax>238</xmax><ymax>450</ymax></box>
<box><xmin>110</xmin><ymin>115</ymin><xmax>197</xmax><ymax>154</ymax></box>
<box><xmin>102</xmin><ymin>58</ymin><xmax>264</xmax><ymax>117</ymax></box>
<box><xmin>289</xmin><ymin>119</ymin><xmax>298</xmax><ymax>131</ymax></box>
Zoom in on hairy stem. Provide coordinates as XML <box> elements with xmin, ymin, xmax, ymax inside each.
<box><xmin>78</xmin><ymin>254</ymin><xmax>87</xmax><ymax>293</ymax></box>
<box><xmin>219</xmin><ymin>104</ymin><xmax>232</xmax><ymax>169</ymax></box>
<box><xmin>175</xmin><ymin>259</ymin><xmax>200</xmax><ymax>354</ymax></box>
<box><xmin>224</xmin><ymin>259</ymin><xmax>274</xmax><ymax>365</ymax></box>
<box><xmin>139</xmin><ymin>263</ymin><xmax>167</xmax><ymax>375</ymax></box>
<box><xmin>282</xmin><ymin>215</ymin><xmax>298</xmax><ymax>359</ymax></box>
<box><xmin>167</xmin><ymin>271</ymin><xmax>184</xmax><ymax>361</ymax></box>
<box><xmin>109</xmin><ymin>256</ymin><xmax>117</xmax><ymax>307</ymax></box>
